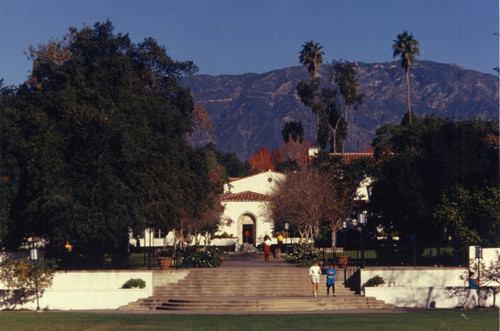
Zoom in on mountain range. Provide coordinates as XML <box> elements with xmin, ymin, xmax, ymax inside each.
<box><xmin>180</xmin><ymin>60</ymin><xmax>499</xmax><ymax>160</ymax></box>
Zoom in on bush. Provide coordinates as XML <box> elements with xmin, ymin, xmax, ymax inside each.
<box><xmin>121</xmin><ymin>278</ymin><xmax>146</xmax><ymax>289</ymax></box>
<box><xmin>180</xmin><ymin>247</ymin><xmax>224</xmax><ymax>268</ymax></box>
<box><xmin>284</xmin><ymin>243</ymin><xmax>320</xmax><ymax>266</ymax></box>
<box><xmin>213</xmin><ymin>232</ymin><xmax>233</xmax><ymax>239</ymax></box>
<box><xmin>365</xmin><ymin>275</ymin><xmax>385</xmax><ymax>287</ymax></box>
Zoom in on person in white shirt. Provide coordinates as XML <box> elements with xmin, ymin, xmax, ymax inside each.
<box><xmin>263</xmin><ymin>235</ymin><xmax>272</xmax><ymax>261</ymax></box>
<box><xmin>307</xmin><ymin>260</ymin><xmax>321</xmax><ymax>297</ymax></box>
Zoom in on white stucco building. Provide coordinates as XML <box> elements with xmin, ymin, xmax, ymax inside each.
<box><xmin>218</xmin><ymin>170</ymin><xmax>286</xmax><ymax>246</ymax></box>
<box><xmin>134</xmin><ymin>153</ymin><xmax>374</xmax><ymax>248</ymax></box>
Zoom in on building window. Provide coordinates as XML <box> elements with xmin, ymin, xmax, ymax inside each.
<box><xmin>153</xmin><ymin>228</ymin><xmax>165</xmax><ymax>239</ymax></box>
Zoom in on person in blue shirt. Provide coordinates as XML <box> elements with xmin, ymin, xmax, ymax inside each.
<box><xmin>326</xmin><ymin>263</ymin><xmax>336</xmax><ymax>296</ymax></box>
<box><xmin>462</xmin><ymin>271</ymin><xmax>480</xmax><ymax>309</ymax></box>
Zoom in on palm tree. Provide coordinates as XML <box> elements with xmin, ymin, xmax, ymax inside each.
<box><xmin>299</xmin><ymin>40</ymin><xmax>324</xmax><ymax>136</ymax></box>
<box><xmin>299</xmin><ymin>40</ymin><xmax>324</xmax><ymax>80</ymax></box>
<box><xmin>392</xmin><ymin>31</ymin><xmax>420</xmax><ymax>124</ymax></box>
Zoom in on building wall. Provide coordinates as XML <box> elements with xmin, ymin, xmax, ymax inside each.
<box><xmin>362</xmin><ymin>248</ymin><xmax>500</xmax><ymax>308</ymax></box>
<box><xmin>225</xmin><ymin>171</ymin><xmax>285</xmax><ymax>195</ymax></box>
<box><xmin>0</xmin><ymin>270</ymin><xmax>190</xmax><ymax>310</ymax></box>
<box><xmin>219</xmin><ymin>200</ymin><xmax>274</xmax><ymax>245</ymax></box>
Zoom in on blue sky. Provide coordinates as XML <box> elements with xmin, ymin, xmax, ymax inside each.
<box><xmin>1</xmin><ymin>0</ymin><xmax>498</xmax><ymax>86</ymax></box>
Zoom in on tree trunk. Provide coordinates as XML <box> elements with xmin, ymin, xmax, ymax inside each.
<box><xmin>342</xmin><ymin>104</ymin><xmax>348</xmax><ymax>154</ymax></box>
<box><xmin>331</xmin><ymin>228</ymin><xmax>337</xmax><ymax>249</ymax></box>
<box><xmin>406</xmin><ymin>69</ymin><xmax>412</xmax><ymax>124</ymax></box>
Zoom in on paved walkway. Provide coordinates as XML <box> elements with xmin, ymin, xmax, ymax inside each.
<box><xmin>219</xmin><ymin>252</ymin><xmax>299</xmax><ymax>269</ymax></box>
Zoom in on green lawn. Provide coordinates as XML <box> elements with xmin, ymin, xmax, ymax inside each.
<box><xmin>0</xmin><ymin>309</ymin><xmax>497</xmax><ymax>331</ymax></box>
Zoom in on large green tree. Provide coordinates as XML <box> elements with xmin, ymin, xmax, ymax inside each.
<box><xmin>0</xmin><ymin>21</ymin><xmax>221</xmax><ymax>266</ymax></box>
<box><xmin>392</xmin><ymin>31</ymin><xmax>420</xmax><ymax>124</ymax></box>
<box><xmin>370</xmin><ymin>115</ymin><xmax>499</xmax><ymax>252</ymax></box>
<box><xmin>297</xmin><ymin>42</ymin><xmax>361</xmax><ymax>154</ymax></box>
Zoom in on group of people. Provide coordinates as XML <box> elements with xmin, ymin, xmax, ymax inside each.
<box><xmin>262</xmin><ymin>234</ymin><xmax>284</xmax><ymax>262</ymax></box>
<box><xmin>307</xmin><ymin>261</ymin><xmax>336</xmax><ymax>297</ymax></box>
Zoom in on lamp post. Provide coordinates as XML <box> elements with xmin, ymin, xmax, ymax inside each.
<box><xmin>30</xmin><ymin>247</ymin><xmax>40</xmax><ymax>311</ymax></box>
<box><xmin>284</xmin><ymin>223</ymin><xmax>289</xmax><ymax>255</ymax></box>
<box><xmin>475</xmin><ymin>246</ymin><xmax>482</xmax><ymax>284</ymax></box>
<box><xmin>357</xmin><ymin>212</ymin><xmax>367</xmax><ymax>268</ymax></box>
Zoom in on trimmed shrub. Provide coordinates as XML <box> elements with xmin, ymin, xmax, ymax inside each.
<box><xmin>365</xmin><ymin>275</ymin><xmax>385</xmax><ymax>287</ymax></box>
<box><xmin>121</xmin><ymin>278</ymin><xmax>146</xmax><ymax>289</ymax></box>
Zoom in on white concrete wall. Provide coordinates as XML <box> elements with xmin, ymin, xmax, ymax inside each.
<box><xmin>225</xmin><ymin>171</ymin><xmax>285</xmax><ymax>195</ymax></box>
<box><xmin>361</xmin><ymin>267</ymin><xmax>500</xmax><ymax>308</ymax></box>
<box><xmin>0</xmin><ymin>270</ymin><xmax>190</xmax><ymax>310</ymax></box>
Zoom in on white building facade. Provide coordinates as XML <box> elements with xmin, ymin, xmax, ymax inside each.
<box><xmin>218</xmin><ymin>170</ymin><xmax>286</xmax><ymax>246</ymax></box>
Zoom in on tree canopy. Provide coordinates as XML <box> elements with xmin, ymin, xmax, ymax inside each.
<box><xmin>0</xmin><ymin>21</ymin><xmax>223</xmax><ymax>265</ymax></box>
<box><xmin>370</xmin><ymin>115</ymin><xmax>499</xmax><ymax>249</ymax></box>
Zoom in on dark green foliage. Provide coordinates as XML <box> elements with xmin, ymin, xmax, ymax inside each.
<box><xmin>285</xmin><ymin>243</ymin><xmax>321</xmax><ymax>266</ymax></box>
<box><xmin>121</xmin><ymin>278</ymin><xmax>146</xmax><ymax>289</ymax></box>
<box><xmin>0</xmin><ymin>21</ymin><xmax>220</xmax><ymax>266</ymax></box>
<box><xmin>281</xmin><ymin>121</ymin><xmax>304</xmax><ymax>143</ymax></box>
<box><xmin>371</xmin><ymin>115</ymin><xmax>499</xmax><ymax>247</ymax></box>
<box><xmin>365</xmin><ymin>275</ymin><xmax>385</xmax><ymax>287</ymax></box>
<box><xmin>201</xmin><ymin>142</ymin><xmax>249</xmax><ymax>178</ymax></box>
<box><xmin>330</xmin><ymin>60</ymin><xmax>364</xmax><ymax>113</ymax></box>
<box><xmin>296</xmin><ymin>44</ymin><xmax>362</xmax><ymax>153</ymax></box>
<box><xmin>330</xmin><ymin>60</ymin><xmax>364</xmax><ymax>153</ymax></box>
<box><xmin>296</xmin><ymin>79</ymin><xmax>346</xmax><ymax>152</ymax></box>
<box><xmin>180</xmin><ymin>246</ymin><xmax>224</xmax><ymax>268</ymax></box>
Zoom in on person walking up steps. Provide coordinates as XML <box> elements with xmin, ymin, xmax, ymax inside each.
<box><xmin>307</xmin><ymin>261</ymin><xmax>321</xmax><ymax>297</ymax></box>
<box><xmin>326</xmin><ymin>263</ymin><xmax>336</xmax><ymax>296</ymax></box>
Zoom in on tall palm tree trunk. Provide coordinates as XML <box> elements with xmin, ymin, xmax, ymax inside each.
<box><xmin>341</xmin><ymin>104</ymin><xmax>348</xmax><ymax>154</ymax></box>
<box><xmin>406</xmin><ymin>70</ymin><xmax>412</xmax><ymax>124</ymax></box>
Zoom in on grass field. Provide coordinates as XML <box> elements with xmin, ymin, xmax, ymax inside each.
<box><xmin>0</xmin><ymin>309</ymin><xmax>498</xmax><ymax>331</ymax></box>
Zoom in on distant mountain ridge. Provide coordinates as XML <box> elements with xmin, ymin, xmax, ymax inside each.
<box><xmin>180</xmin><ymin>60</ymin><xmax>499</xmax><ymax>160</ymax></box>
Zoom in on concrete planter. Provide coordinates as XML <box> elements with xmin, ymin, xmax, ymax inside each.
<box><xmin>337</xmin><ymin>256</ymin><xmax>349</xmax><ymax>268</ymax></box>
<box><xmin>157</xmin><ymin>257</ymin><xmax>173</xmax><ymax>270</ymax></box>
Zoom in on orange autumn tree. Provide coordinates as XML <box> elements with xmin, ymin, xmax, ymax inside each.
<box><xmin>248</xmin><ymin>145</ymin><xmax>275</xmax><ymax>173</ymax></box>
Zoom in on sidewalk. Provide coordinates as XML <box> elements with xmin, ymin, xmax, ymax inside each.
<box><xmin>219</xmin><ymin>252</ymin><xmax>297</xmax><ymax>269</ymax></box>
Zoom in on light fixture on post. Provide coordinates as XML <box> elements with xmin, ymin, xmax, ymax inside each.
<box><xmin>475</xmin><ymin>246</ymin><xmax>482</xmax><ymax>293</ymax></box>
<box><xmin>30</xmin><ymin>247</ymin><xmax>40</xmax><ymax>311</ymax></box>
<box><xmin>357</xmin><ymin>212</ymin><xmax>367</xmax><ymax>268</ymax></box>
<box><xmin>284</xmin><ymin>223</ymin><xmax>289</xmax><ymax>255</ymax></box>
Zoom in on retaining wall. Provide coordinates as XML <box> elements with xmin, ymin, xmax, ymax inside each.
<box><xmin>0</xmin><ymin>269</ymin><xmax>190</xmax><ymax>310</ymax></box>
<box><xmin>362</xmin><ymin>267</ymin><xmax>499</xmax><ymax>308</ymax></box>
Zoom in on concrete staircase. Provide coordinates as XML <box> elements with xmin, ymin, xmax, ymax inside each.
<box><xmin>119</xmin><ymin>261</ymin><xmax>394</xmax><ymax>311</ymax></box>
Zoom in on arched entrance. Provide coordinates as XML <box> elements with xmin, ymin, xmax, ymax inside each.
<box><xmin>240</xmin><ymin>214</ymin><xmax>256</xmax><ymax>245</ymax></box>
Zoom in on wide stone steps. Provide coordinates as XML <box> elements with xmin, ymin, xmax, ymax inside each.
<box><xmin>118</xmin><ymin>255</ymin><xmax>393</xmax><ymax>311</ymax></box>
<box><xmin>153</xmin><ymin>268</ymin><xmax>354</xmax><ymax>297</ymax></box>
<box><xmin>154</xmin><ymin>296</ymin><xmax>392</xmax><ymax>311</ymax></box>
<box><xmin>153</xmin><ymin>286</ymin><xmax>354</xmax><ymax>297</ymax></box>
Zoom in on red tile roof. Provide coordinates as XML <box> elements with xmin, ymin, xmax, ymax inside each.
<box><xmin>342</xmin><ymin>153</ymin><xmax>374</xmax><ymax>164</ymax></box>
<box><xmin>221</xmin><ymin>190</ymin><xmax>270</xmax><ymax>202</ymax></box>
